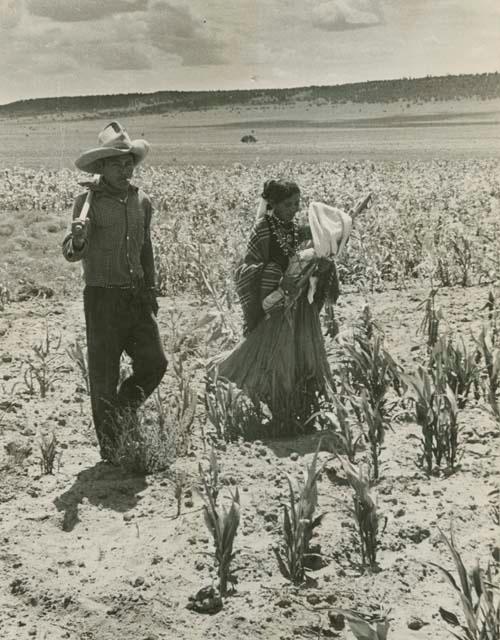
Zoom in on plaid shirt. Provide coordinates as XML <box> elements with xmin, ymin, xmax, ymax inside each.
<box><xmin>62</xmin><ymin>179</ymin><xmax>155</xmax><ymax>288</ymax></box>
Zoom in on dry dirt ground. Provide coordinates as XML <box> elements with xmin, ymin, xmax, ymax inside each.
<box><xmin>0</xmin><ymin>284</ymin><xmax>498</xmax><ymax>640</ymax></box>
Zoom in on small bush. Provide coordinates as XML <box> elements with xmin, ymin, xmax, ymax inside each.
<box><xmin>106</xmin><ymin>405</ymin><xmax>175</xmax><ymax>475</ymax></box>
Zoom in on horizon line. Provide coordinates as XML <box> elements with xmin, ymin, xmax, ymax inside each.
<box><xmin>2</xmin><ymin>70</ymin><xmax>499</xmax><ymax>108</ymax></box>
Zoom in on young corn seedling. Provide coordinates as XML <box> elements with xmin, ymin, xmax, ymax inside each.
<box><xmin>199</xmin><ymin>446</ymin><xmax>221</xmax><ymax>506</ymax></box>
<box><xmin>201</xmin><ymin>482</ymin><xmax>240</xmax><ymax>598</ymax></box>
<box><xmin>357</xmin><ymin>390</ymin><xmax>386</xmax><ymax>481</ymax></box>
<box><xmin>320</xmin><ymin>394</ymin><xmax>363</xmax><ymax>463</ymax></box>
<box><xmin>274</xmin><ymin>447</ymin><xmax>326</xmax><ymax>584</ymax></box>
<box><xmin>354</xmin><ymin>303</ymin><xmax>380</xmax><ymax>342</ymax></box>
<box><xmin>341</xmin><ymin>332</ymin><xmax>402</xmax><ymax>422</ymax></box>
<box><xmin>428</xmin><ymin>528</ymin><xmax>500</xmax><ymax>640</ymax></box>
<box><xmin>337</xmin><ymin>455</ymin><xmax>386</xmax><ymax>571</ymax></box>
<box><xmin>204</xmin><ymin>370</ymin><xmax>264</xmax><ymax>442</ymax></box>
<box><xmin>418</xmin><ymin>288</ymin><xmax>443</xmax><ymax>351</ymax></box>
<box><xmin>484</xmin><ymin>289</ymin><xmax>499</xmax><ymax>344</ymax></box>
<box><xmin>474</xmin><ymin>328</ymin><xmax>500</xmax><ymax>421</ymax></box>
<box><xmin>405</xmin><ymin>368</ymin><xmax>463</xmax><ymax>473</ymax></box>
<box><xmin>169</xmin><ymin>355</ymin><xmax>198</xmax><ymax>455</ymax></box>
<box><xmin>39</xmin><ymin>433</ymin><xmax>60</xmax><ymax>474</ymax></box>
<box><xmin>66</xmin><ymin>339</ymin><xmax>90</xmax><ymax>394</ymax></box>
<box><xmin>430</xmin><ymin>337</ymin><xmax>480</xmax><ymax>409</ymax></box>
<box><xmin>332</xmin><ymin>609</ymin><xmax>391</xmax><ymax>640</ymax></box>
<box><xmin>174</xmin><ymin>470</ymin><xmax>187</xmax><ymax>517</ymax></box>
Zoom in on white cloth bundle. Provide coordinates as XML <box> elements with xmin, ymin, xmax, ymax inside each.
<box><xmin>262</xmin><ymin>201</ymin><xmax>353</xmax><ymax>310</ymax></box>
<box><xmin>308</xmin><ymin>201</ymin><xmax>352</xmax><ymax>259</ymax></box>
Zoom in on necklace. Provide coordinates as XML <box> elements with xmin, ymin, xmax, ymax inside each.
<box><xmin>267</xmin><ymin>213</ymin><xmax>298</xmax><ymax>257</ymax></box>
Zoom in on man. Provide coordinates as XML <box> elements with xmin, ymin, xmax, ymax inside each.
<box><xmin>62</xmin><ymin>121</ymin><xmax>167</xmax><ymax>461</ymax></box>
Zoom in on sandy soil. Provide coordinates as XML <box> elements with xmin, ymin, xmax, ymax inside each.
<box><xmin>0</xmin><ymin>284</ymin><xmax>499</xmax><ymax>640</ymax></box>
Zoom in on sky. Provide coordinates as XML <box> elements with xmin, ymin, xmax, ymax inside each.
<box><xmin>0</xmin><ymin>0</ymin><xmax>499</xmax><ymax>105</ymax></box>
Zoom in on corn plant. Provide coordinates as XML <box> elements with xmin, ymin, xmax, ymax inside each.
<box><xmin>337</xmin><ymin>456</ymin><xmax>386</xmax><ymax>570</ymax></box>
<box><xmin>354</xmin><ymin>303</ymin><xmax>380</xmax><ymax>342</ymax></box>
<box><xmin>23</xmin><ymin>323</ymin><xmax>64</xmax><ymax>398</ymax></box>
<box><xmin>174</xmin><ymin>470</ymin><xmax>187</xmax><ymax>517</ymax></box>
<box><xmin>340</xmin><ymin>333</ymin><xmax>399</xmax><ymax>422</ymax></box>
<box><xmin>474</xmin><ymin>328</ymin><xmax>500</xmax><ymax>421</ymax></box>
<box><xmin>190</xmin><ymin>244</ymin><xmax>237</xmax><ymax>346</ymax></box>
<box><xmin>405</xmin><ymin>368</ymin><xmax>462</xmax><ymax>473</ymax></box>
<box><xmin>357</xmin><ymin>391</ymin><xmax>386</xmax><ymax>481</ymax></box>
<box><xmin>169</xmin><ymin>356</ymin><xmax>198</xmax><ymax>455</ymax></box>
<box><xmin>202</xmin><ymin>483</ymin><xmax>240</xmax><ymax>597</ymax></box>
<box><xmin>0</xmin><ymin>282</ymin><xmax>11</xmax><ymax>311</ymax></box>
<box><xmin>332</xmin><ymin>609</ymin><xmax>390</xmax><ymax>640</ymax></box>
<box><xmin>199</xmin><ymin>446</ymin><xmax>221</xmax><ymax>506</ymax></box>
<box><xmin>429</xmin><ymin>528</ymin><xmax>500</xmax><ymax>640</ymax></box>
<box><xmin>430</xmin><ymin>337</ymin><xmax>481</xmax><ymax>409</ymax></box>
<box><xmin>204</xmin><ymin>370</ymin><xmax>264</xmax><ymax>442</ymax></box>
<box><xmin>66</xmin><ymin>339</ymin><xmax>90</xmax><ymax>394</ymax></box>
<box><xmin>419</xmin><ymin>288</ymin><xmax>443</xmax><ymax>350</ymax></box>
<box><xmin>319</xmin><ymin>394</ymin><xmax>363</xmax><ymax>463</ymax></box>
<box><xmin>450</xmin><ymin>235</ymin><xmax>474</xmax><ymax>287</ymax></box>
<box><xmin>483</xmin><ymin>290</ymin><xmax>499</xmax><ymax>344</ymax></box>
<box><xmin>274</xmin><ymin>448</ymin><xmax>326</xmax><ymax>584</ymax></box>
<box><xmin>39</xmin><ymin>433</ymin><xmax>60</xmax><ymax>474</ymax></box>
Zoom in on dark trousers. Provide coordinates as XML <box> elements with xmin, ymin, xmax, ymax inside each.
<box><xmin>83</xmin><ymin>286</ymin><xmax>168</xmax><ymax>456</ymax></box>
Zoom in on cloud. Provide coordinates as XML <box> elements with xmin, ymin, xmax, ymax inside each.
<box><xmin>148</xmin><ymin>2</ymin><xmax>226</xmax><ymax>65</ymax></box>
<box><xmin>312</xmin><ymin>0</ymin><xmax>384</xmax><ymax>31</ymax></box>
<box><xmin>27</xmin><ymin>0</ymin><xmax>147</xmax><ymax>22</ymax></box>
<box><xmin>0</xmin><ymin>0</ymin><xmax>23</xmax><ymax>29</ymax></box>
<box><xmin>90</xmin><ymin>43</ymin><xmax>152</xmax><ymax>70</ymax></box>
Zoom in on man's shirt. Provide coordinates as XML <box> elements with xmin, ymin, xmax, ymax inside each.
<box><xmin>62</xmin><ymin>179</ymin><xmax>155</xmax><ymax>289</ymax></box>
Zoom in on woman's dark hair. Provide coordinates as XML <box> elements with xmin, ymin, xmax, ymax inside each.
<box><xmin>262</xmin><ymin>179</ymin><xmax>300</xmax><ymax>208</ymax></box>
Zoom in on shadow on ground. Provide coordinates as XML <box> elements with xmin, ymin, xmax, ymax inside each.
<box><xmin>264</xmin><ymin>430</ymin><xmax>337</xmax><ymax>459</ymax></box>
<box><xmin>54</xmin><ymin>462</ymin><xmax>147</xmax><ymax>532</ymax></box>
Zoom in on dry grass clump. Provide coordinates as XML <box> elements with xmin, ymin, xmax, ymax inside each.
<box><xmin>22</xmin><ymin>322</ymin><xmax>65</xmax><ymax>398</ymax></box>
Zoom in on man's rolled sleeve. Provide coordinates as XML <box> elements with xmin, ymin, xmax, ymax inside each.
<box><xmin>62</xmin><ymin>193</ymin><xmax>89</xmax><ymax>263</ymax></box>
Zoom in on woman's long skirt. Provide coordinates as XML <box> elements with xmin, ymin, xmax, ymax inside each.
<box><xmin>215</xmin><ymin>295</ymin><xmax>333</xmax><ymax>433</ymax></box>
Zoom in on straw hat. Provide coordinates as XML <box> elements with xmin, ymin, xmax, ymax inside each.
<box><xmin>75</xmin><ymin>121</ymin><xmax>150</xmax><ymax>174</ymax></box>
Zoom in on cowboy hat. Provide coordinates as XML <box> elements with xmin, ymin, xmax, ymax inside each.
<box><xmin>75</xmin><ymin>121</ymin><xmax>150</xmax><ymax>174</ymax></box>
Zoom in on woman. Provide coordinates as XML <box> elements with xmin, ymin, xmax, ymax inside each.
<box><xmin>214</xmin><ymin>178</ymin><xmax>349</xmax><ymax>436</ymax></box>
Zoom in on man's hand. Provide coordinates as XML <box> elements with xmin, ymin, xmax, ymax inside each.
<box><xmin>71</xmin><ymin>219</ymin><xmax>89</xmax><ymax>249</ymax></box>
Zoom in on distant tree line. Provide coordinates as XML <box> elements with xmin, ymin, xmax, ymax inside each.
<box><xmin>1</xmin><ymin>72</ymin><xmax>499</xmax><ymax>117</ymax></box>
